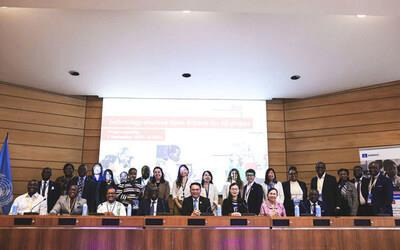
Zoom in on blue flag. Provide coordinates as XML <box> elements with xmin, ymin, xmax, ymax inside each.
<box><xmin>0</xmin><ymin>133</ymin><xmax>13</xmax><ymax>214</ymax></box>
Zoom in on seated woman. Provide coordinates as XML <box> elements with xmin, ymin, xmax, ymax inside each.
<box><xmin>50</xmin><ymin>184</ymin><xmax>87</xmax><ymax>215</ymax></box>
<box><xmin>222</xmin><ymin>183</ymin><xmax>248</xmax><ymax>216</ymax></box>
<box><xmin>259</xmin><ymin>188</ymin><xmax>286</xmax><ymax>216</ymax></box>
<box><xmin>222</xmin><ymin>168</ymin><xmax>243</xmax><ymax>200</ymax></box>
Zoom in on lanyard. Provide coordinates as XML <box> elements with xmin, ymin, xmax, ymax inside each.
<box><xmin>368</xmin><ymin>176</ymin><xmax>378</xmax><ymax>193</ymax></box>
<box><xmin>107</xmin><ymin>202</ymin><xmax>116</xmax><ymax>213</ymax></box>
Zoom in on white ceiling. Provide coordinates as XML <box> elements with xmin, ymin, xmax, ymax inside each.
<box><xmin>0</xmin><ymin>1</ymin><xmax>400</xmax><ymax>100</ymax></box>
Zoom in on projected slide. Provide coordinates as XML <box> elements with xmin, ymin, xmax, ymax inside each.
<box><xmin>99</xmin><ymin>99</ymin><xmax>268</xmax><ymax>192</ymax></box>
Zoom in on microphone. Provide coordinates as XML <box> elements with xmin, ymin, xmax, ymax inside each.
<box><xmin>25</xmin><ymin>198</ymin><xmax>47</xmax><ymax>215</ymax></box>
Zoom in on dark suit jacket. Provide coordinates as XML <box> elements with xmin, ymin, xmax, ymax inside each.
<box><xmin>221</xmin><ymin>198</ymin><xmax>248</xmax><ymax>216</ymax></box>
<box><xmin>242</xmin><ymin>182</ymin><xmax>264</xmax><ymax>215</ymax></box>
<box><xmin>38</xmin><ymin>180</ymin><xmax>60</xmax><ymax>213</ymax></box>
<box><xmin>311</xmin><ymin>174</ymin><xmax>338</xmax><ymax>216</ymax></box>
<box><xmin>282</xmin><ymin>180</ymin><xmax>308</xmax><ymax>216</ymax></box>
<box><xmin>181</xmin><ymin>196</ymin><xmax>212</xmax><ymax>215</ymax></box>
<box><xmin>71</xmin><ymin>176</ymin><xmax>97</xmax><ymax>213</ymax></box>
<box><xmin>369</xmin><ymin>174</ymin><xmax>393</xmax><ymax>216</ymax></box>
<box><xmin>138</xmin><ymin>198</ymin><xmax>170</xmax><ymax>215</ymax></box>
<box><xmin>300</xmin><ymin>200</ymin><xmax>327</xmax><ymax>216</ymax></box>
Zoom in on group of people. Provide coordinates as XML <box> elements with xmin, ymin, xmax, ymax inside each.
<box><xmin>6</xmin><ymin>160</ymin><xmax>396</xmax><ymax>217</ymax></box>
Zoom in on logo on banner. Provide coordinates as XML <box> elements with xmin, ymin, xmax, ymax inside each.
<box><xmin>0</xmin><ymin>173</ymin><xmax>13</xmax><ymax>206</ymax></box>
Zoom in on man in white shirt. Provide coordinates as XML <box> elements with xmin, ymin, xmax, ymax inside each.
<box><xmin>9</xmin><ymin>180</ymin><xmax>47</xmax><ymax>215</ymax></box>
<box><xmin>97</xmin><ymin>187</ymin><xmax>126</xmax><ymax>216</ymax></box>
<box><xmin>352</xmin><ymin>165</ymin><xmax>369</xmax><ymax>216</ymax></box>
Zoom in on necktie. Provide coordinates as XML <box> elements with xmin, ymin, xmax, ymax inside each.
<box><xmin>78</xmin><ymin>177</ymin><xmax>83</xmax><ymax>195</ymax></box>
<box><xmin>193</xmin><ymin>198</ymin><xmax>198</xmax><ymax>210</ymax></box>
<box><xmin>312</xmin><ymin>203</ymin><xmax>316</xmax><ymax>215</ymax></box>
<box><xmin>41</xmin><ymin>181</ymin><xmax>47</xmax><ymax>196</ymax></box>
<box><xmin>150</xmin><ymin>201</ymin><xmax>156</xmax><ymax>216</ymax></box>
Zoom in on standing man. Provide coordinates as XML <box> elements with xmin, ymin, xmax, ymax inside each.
<box><xmin>71</xmin><ymin>164</ymin><xmax>96</xmax><ymax>213</ymax></box>
<box><xmin>242</xmin><ymin>169</ymin><xmax>264</xmax><ymax>215</ymax></box>
<box><xmin>367</xmin><ymin>161</ymin><xmax>393</xmax><ymax>216</ymax></box>
<box><xmin>136</xmin><ymin>165</ymin><xmax>151</xmax><ymax>187</ymax></box>
<box><xmin>181</xmin><ymin>182</ymin><xmax>211</xmax><ymax>216</ymax></box>
<box><xmin>38</xmin><ymin>167</ymin><xmax>60</xmax><ymax>212</ymax></box>
<box><xmin>116</xmin><ymin>168</ymin><xmax>142</xmax><ymax>215</ymax></box>
<box><xmin>310</xmin><ymin>162</ymin><xmax>338</xmax><ymax>216</ymax></box>
<box><xmin>352</xmin><ymin>165</ymin><xmax>370</xmax><ymax>216</ymax></box>
<box><xmin>9</xmin><ymin>180</ymin><xmax>47</xmax><ymax>215</ymax></box>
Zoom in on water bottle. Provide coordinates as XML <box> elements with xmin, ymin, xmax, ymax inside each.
<box><xmin>294</xmin><ymin>204</ymin><xmax>300</xmax><ymax>217</ymax></box>
<box><xmin>10</xmin><ymin>204</ymin><xmax>17</xmax><ymax>215</ymax></box>
<box><xmin>315</xmin><ymin>204</ymin><xmax>321</xmax><ymax>217</ymax></box>
<box><xmin>82</xmin><ymin>204</ymin><xmax>88</xmax><ymax>216</ymax></box>
<box><xmin>216</xmin><ymin>205</ymin><xmax>221</xmax><ymax>216</ymax></box>
<box><xmin>127</xmin><ymin>204</ymin><xmax>132</xmax><ymax>216</ymax></box>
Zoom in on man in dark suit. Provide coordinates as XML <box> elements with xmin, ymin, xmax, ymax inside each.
<box><xmin>38</xmin><ymin>167</ymin><xmax>60</xmax><ymax>212</ymax></box>
<box><xmin>300</xmin><ymin>189</ymin><xmax>327</xmax><ymax>216</ymax></box>
<box><xmin>139</xmin><ymin>186</ymin><xmax>169</xmax><ymax>215</ymax></box>
<box><xmin>352</xmin><ymin>165</ymin><xmax>370</xmax><ymax>216</ymax></box>
<box><xmin>71</xmin><ymin>164</ymin><xmax>97</xmax><ymax>213</ymax></box>
<box><xmin>282</xmin><ymin>166</ymin><xmax>308</xmax><ymax>216</ymax></box>
<box><xmin>368</xmin><ymin>161</ymin><xmax>393</xmax><ymax>216</ymax></box>
<box><xmin>310</xmin><ymin>162</ymin><xmax>338</xmax><ymax>216</ymax></box>
<box><xmin>242</xmin><ymin>169</ymin><xmax>264</xmax><ymax>215</ymax></box>
<box><xmin>136</xmin><ymin>165</ymin><xmax>151</xmax><ymax>187</ymax></box>
<box><xmin>181</xmin><ymin>182</ymin><xmax>212</xmax><ymax>216</ymax></box>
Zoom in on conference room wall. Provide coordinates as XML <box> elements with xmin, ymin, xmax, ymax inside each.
<box><xmin>284</xmin><ymin>80</ymin><xmax>400</xmax><ymax>186</ymax></box>
<box><xmin>0</xmin><ymin>82</ymin><xmax>86</xmax><ymax>196</ymax></box>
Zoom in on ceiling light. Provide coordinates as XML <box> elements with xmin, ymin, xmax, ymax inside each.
<box><xmin>356</xmin><ymin>14</ymin><xmax>367</xmax><ymax>18</ymax></box>
<box><xmin>68</xmin><ymin>70</ymin><xmax>80</xmax><ymax>76</ymax></box>
<box><xmin>290</xmin><ymin>75</ymin><xmax>301</xmax><ymax>80</ymax></box>
<box><xmin>1</xmin><ymin>6</ymin><xmax>8</xmax><ymax>8</ymax></box>
<box><xmin>182</xmin><ymin>10</ymin><xmax>191</xmax><ymax>14</ymax></box>
<box><xmin>182</xmin><ymin>73</ymin><xmax>191</xmax><ymax>78</ymax></box>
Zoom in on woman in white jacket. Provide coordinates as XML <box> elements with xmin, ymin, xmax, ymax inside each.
<box><xmin>261</xmin><ymin>168</ymin><xmax>285</xmax><ymax>204</ymax></box>
<box><xmin>201</xmin><ymin>170</ymin><xmax>219</xmax><ymax>214</ymax></box>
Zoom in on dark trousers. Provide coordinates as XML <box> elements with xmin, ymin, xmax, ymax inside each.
<box><xmin>357</xmin><ymin>204</ymin><xmax>372</xmax><ymax>216</ymax></box>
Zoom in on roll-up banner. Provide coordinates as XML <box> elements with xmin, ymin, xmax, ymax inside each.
<box><xmin>359</xmin><ymin>146</ymin><xmax>400</xmax><ymax>216</ymax></box>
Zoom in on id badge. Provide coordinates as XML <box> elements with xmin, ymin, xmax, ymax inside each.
<box><xmin>132</xmin><ymin>199</ymin><xmax>139</xmax><ymax>210</ymax></box>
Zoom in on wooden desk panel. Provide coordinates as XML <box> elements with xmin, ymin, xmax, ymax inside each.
<box><xmin>1</xmin><ymin>216</ymin><xmax>400</xmax><ymax>250</ymax></box>
<box><xmin>145</xmin><ymin>227</ymin><xmax>271</xmax><ymax>250</ymax></box>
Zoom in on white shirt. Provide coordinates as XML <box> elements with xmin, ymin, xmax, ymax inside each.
<box><xmin>317</xmin><ymin>173</ymin><xmax>326</xmax><ymax>195</ymax></box>
<box><xmin>97</xmin><ymin>201</ymin><xmax>126</xmax><ymax>216</ymax></box>
<box><xmin>40</xmin><ymin>180</ymin><xmax>49</xmax><ymax>198</ymax></box>
<box><xmin>172</xmin><ymin>179</ymin><xmax>192</xmax><ymax>201</ymax></box>
<box><xmin>290</xmin><ymin>181</ymin><xmax>303</xmax><ymax>201</ymax></box>
<box><xmin>149</xmin><ymin>199</ymin><xmax>158</xmax><ymax>216</ymax></box>
<box><xmin>10</xmin><ymin>192</ymin><xmax>47</xmax><ymax>215</ymax></box>
<box><xmin>355</xmin><ymin>178</ymin><xmax>366</xmax><ymax>205</ymax></box>
<box><xmin>201</xmin><ymin>183</ymin><xmax>219</xmax><ymax>213</ymax></box>
<box><xmin>262</xmin><ymin>181</ymin><xmax>285</xmax><ymax>204</ymax></box>
<box><xmin>140</xmin><ymin>178</ymin><xmax>150</xmax><ymax>187</ymax></box>
<box><xmin>244</xmin><ymin>181</ymin><xmax>255</xmax><ymax>202</ymax></box>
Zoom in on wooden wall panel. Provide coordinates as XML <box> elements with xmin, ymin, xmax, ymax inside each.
<box><xmin>266</xmin><ymin>100</ymin><xmax>287</xmax><ymax>180</ymax></box>
<box><xmin>0</xmin><ymin>82</ymin><xmax>86</xmax><ymax>196</ymax></box>
<box><xmin>81</xmin><ymin>96</ymin><xmax>102</xmax><ymax>166</ymax></box>
<box><xmin>285</xmin><ymin>80</ymin><xmax>400</xmax><ymax>185</ymax></box>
